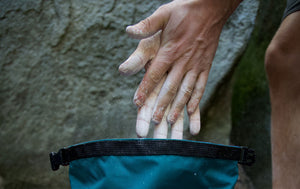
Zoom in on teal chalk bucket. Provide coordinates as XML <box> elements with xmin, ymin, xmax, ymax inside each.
<box><xmin>50</xmin><ymin>139</ymin><xmax>255</xmax><ymax>189</ymax></box>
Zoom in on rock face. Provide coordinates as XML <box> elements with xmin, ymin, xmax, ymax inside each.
<box><xmin>0</xmin><ymin>0</ymin><xmax>258</xmax><ymax>188</ymax></box>
<box><xmin>200</xmin><ymin>0</ymin><xmax>259</xmax><ymax>111</ymax></box>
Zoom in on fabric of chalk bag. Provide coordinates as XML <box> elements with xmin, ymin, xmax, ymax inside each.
<box><xmin>49</xmin><ymin>139</ymin><xmax>255</xmax><ymax>189</ymax></box>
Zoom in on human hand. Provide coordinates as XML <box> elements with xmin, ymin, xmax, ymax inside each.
<box><xmin>120</xmin><ymin>0</ymin><xmax>241</xmax><ymax>138</ymax></box>
<box><xmin>120</xmin><ymin>32</ymin><xmax>200</xmax><ymax>138</ymax></box>
<box><xmin>125</xmin><ymin>0</ymin><xmax>241</xmax><ymax>123</ymax></box>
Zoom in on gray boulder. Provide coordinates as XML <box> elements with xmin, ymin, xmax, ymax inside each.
<box><xmin>0</xmin><ymin>0</ymin><xmax>258</xmax><ymax>188</ymax></box>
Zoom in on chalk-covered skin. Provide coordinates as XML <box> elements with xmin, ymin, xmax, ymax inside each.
<box><xmin>120</xmin><ymin>31</ymin><xmax>200</xmax><ymax>138</ymax></box>
<box><xmin>119</xmin><ymin>31</ymin><xmax>161</xmax><ymax>76</ymax></box>
<box><xmin>120</xmin><ymin>0</ymin><xmax>300</xmax><ymax>187</ymax></box>
<box><xmin>120</xmin><ymin>0</ymin><xmax>242</xmax><ymax>138</ymax></box>
<box><xmin>136</xmin><ymin>75</ymin><xmax>167</xmax><ymax>138</ymax></box>
<box><xmin>125</xmin><ymin>0</ymin><xmax>242</xmax><ymax>125</ymax></box>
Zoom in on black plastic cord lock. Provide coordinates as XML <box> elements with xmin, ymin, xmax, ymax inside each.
<box><xmin>238</xmin><ymin>147</ymin><xmax>256</xmax><ymax>166</ymax></box>
<box><xmin>49</xmin><ymin>148</ymin><xmax>70</xmax><ymax>171</ymax></box>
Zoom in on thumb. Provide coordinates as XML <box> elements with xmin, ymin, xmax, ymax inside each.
<box><xmin>118</xmin><ymin>51</ymin><xmax>146</xmax><ymax>76</ymax></box>
<box><xmin>126</xmin><ymin>5</ymin><xmax>168</xmax><ymax>39</ymax></box>
<box><xmin>119</xmin><ymin>31</ymin><xmax>161</xmax><ymax>76</ymax></box>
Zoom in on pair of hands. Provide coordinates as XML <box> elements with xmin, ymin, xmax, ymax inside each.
<box><xmin>119</xmin><ymin>0</ymin><xmax>241</xmax><ymax>139</ymax></box>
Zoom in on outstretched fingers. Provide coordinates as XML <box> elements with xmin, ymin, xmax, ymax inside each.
<box><xmin>153</xmin><ymin>105</ymin><xmax>171</xmax><ymax>139</ymax></box>
<box><xmin>189</xmin><ymin>105</ymin><xmax>201</xmax><ymax>135</ymax></box>
<box><xmin>133</xmin><ymin>47</ymin><xmax>176</xmax><ymax>107</ymax></box>
<box><xmin>187</xmin><ymin>71</ymin><xmax>209</xmax><ymax>115</ymax></box>
<box><xmin>171</xmin><ymin>109</ymin><xmax>184</xmax><ymax>139</ymax></box>
<box><xmin>167</xmin><ymin>71</ymin><xmax>198</xmax><ymax>124</ymax></box>
<box><xmin>126</xmin><ymin>5</ymin><xmax>169</xmax><ymax>39</ymax></box>
<box><xmin>151</xmin><ymin>64</ymin><xmax>185</xmax><ymax>124</ymax></box>
<box><xmin>119</xmin><ymin>51</ymin><xmax>148</xmax><ymax>76</ymax></box>
<box><xmin>136</xmin><ymin>75</ymin><xmax>166</xmax><ymax>138</ymax></box>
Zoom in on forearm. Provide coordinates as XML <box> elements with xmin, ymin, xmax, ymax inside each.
<box><xmin>192</xmin><ymin>0</ymin><xmax>243</xmax><ymax>24</ymax></box>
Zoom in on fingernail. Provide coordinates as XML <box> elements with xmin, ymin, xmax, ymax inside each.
<box><xmin>152</xmin><ymin>117</ymin><xmax>160</xmax><ymax>124</ymax></box>
<box><xmin>133</xmin><ymin>95</ymin><xmax>144</xmax><ymax>107</ymax></box>
<box><xmin>152</xmin><ymin>111</ymin><xmax>161</xmax><ymax>124</ymax></box>
<box><xmin>118</xmin><ymin>64</ymin><xmax>128</xmax><ymax>75</ymax></box>
<box><xmin>126</xmin><ymin>25</ymin><xmax>144</xmax><ymax>39</ymax></box>
<box><xmin>118</xmin><ymin>63</ymin><xmax>132</xmax><ymax>76</ymax></box>
<box><xmin>187</xmin><ymin>105</ymin><xmax>196</xmax><ymax>115</ymax></box>
<box><xmin>167</xmin><ymin>113</ymin><xmax>177</xmax><ymax>125</ymax></box>
<box><xmin>120</xmin><ymin>54</ymin><xmax>143</xmax><ymax>75</ymax></box>
<box><xmin>134</xmin><ymin>99</ymin><xmax>143</xmax><ymax>107</ymax></box>
<box><xmin>126</xmin><ymin>25</ymin><xmax>138</xmax><ymax>34</ymax></box>
<box><xmin>126</xmin><ymin>25</ymin><xmax>133</xmax><ymax>31</ymax></box>
<box><xmin>152</xmin><ymin>111</ymin><xmax>163</xmax><ymax>124</ymax></box>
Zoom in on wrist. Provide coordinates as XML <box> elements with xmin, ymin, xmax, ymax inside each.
<box><xmin>192</xmin><ymin>0</ymin><xmax>242</xmax><ymax>18</ymax></box>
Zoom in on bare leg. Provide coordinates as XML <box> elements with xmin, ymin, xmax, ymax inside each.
<box><xmin>265</xmin><ymin>11</ymin><xmax>300</xmax><ymax>189</ymax></box>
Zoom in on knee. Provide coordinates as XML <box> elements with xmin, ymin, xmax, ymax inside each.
<box><xmin>265</xmin><ymin>41</ymin><xmax>284</xmax><ymax>78</ymax></box>
<box><xmin>265</xmin><ymin>37</ymin><xmax>300</xmax><ymax>95</ymax></box>
<box><xmin>264</xmin><ymin>38</ymin><xmax>292</xmax><ymax>83</ymax></box>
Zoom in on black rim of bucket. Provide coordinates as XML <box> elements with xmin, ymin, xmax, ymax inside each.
<box><xmin>50</xmin><ymin>139</ymin><xmax>255</xmax><ymax>171</ymax></box>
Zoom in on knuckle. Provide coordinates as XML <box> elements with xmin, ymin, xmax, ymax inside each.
<box><xmin>192</xmin><ymin>95</ymin><xmax>201</xmax><ymax>105</ymax></box>
<box><xmin>180</xmin><ymin>84</ymin><xmax>193</xmax><ymax>97</ymax></box>
<box><xmin>160</xmin><ymin>59</ymin><xmax>173</xmax><ymax>68</ymax></box>
<box><xmin>165</xmin><ymin>83</ymin><xmax>178</xmax><ymax>95</ymax></box>
<box><xmin>198</xmin><ymin>86</ymin><xmax>205</xmax><ymax>96</ymax></box>
<box><xmin>157</xmin><ymin>4</ymin><xmax>168</xmax><ymax>13</ymax></box>
<box><xmin>195</xmin><ymin>84</ymin><xmax>205</xmax><ymax>97</ymax></box>
<box><xmin>140</xmin><ymin>17</ymin><xmax>151</xmax><ymax>30</ymax></box>
<box><xmin>162</xmin><ymin>42</ymin><xmax>193</xmax><ymax>65</ymax></box>
<box><xmin>167</xmin><ymin>112</ymin><xmax>177</xmax><ymax>124</ymax></box>
<box><xmin>187</xmin><ymin>103</ymin><xmax>198</xmax><ymax>115</ymax></box>
<box><xmin>156</xmin><ymin>53</ymin><xmax>174</xmax><ymax>68</ymax></box>
<box><xmin>132</xmin><ymin>52</ymin><xmax>144</xmax><ymax>65</ymax></box>
<box><xmin>149</xmin><ymin>69</ymin><xmax>161</xmax><ymax>84</ymax></box>
<box><xmin>174</xmin><ymin>100</ymin><xmax>185</xmax><ymax>110</ymax></box>
<box><xmin>190</xmin><ymin>96</ymin><xmax>200</xmax><ymax>105</ymax></box>
<box><xmin>194</xmin><ymin>37</ymin><xmax>208</xmax><ymax>50</ymax></box>
<box><xmin>163</xmin><ymin>43</ymin><xmax>180</xmax><ymax>61</ymax></box>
